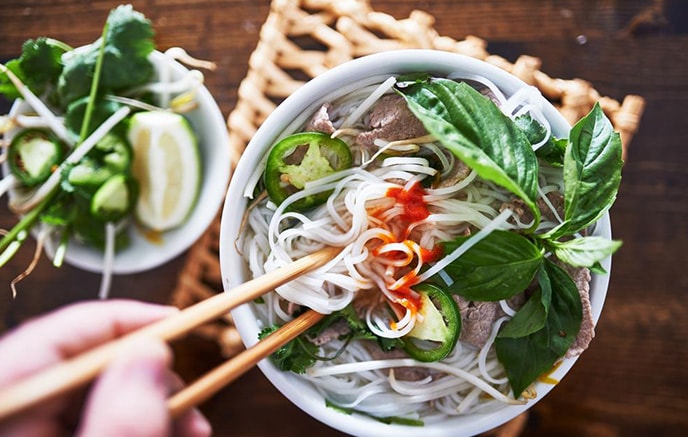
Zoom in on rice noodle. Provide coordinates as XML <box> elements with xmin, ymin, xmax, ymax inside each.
<box><xmin>240</xmin><ymin>73</ymin><xmax>565</xmax><ymax>420</ymax></box>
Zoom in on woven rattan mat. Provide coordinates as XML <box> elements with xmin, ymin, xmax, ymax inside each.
<box><xmin>169</xmin><ymin>0</ymin><xmax>644</xmax><ymax>434</ymax></box>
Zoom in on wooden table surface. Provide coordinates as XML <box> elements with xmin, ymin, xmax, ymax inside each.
<box><xmin>1</xmin><ymin>1</ymin><xmax>687</xmax><ymax>436</ymax></box>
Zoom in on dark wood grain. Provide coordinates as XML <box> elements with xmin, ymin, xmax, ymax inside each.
<box><xmin>1</xmin><ymin>1</ymin><xmax>687</xmax><ymax>436</ymax></box>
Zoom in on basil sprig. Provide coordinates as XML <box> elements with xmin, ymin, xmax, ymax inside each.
<box><xmin>400</xmin><ymin>79</ymin><xmax>623</xmax><ymax>399</ymax></box>
<box><xmin>399</xmin><ymin>79</ymin><xmax>541</xmax><ymax>231</ymax></box>
<box><xmin>498</xmin><ymin>265</ymin><xmax>552</xmax><ymax>339</ymax></box>
<box><xmin>548</xmin><ymin>236</ymin><xmax>622</xmax><ymax>274</ymax></box>
<box><xmin>495</xmin><ymin>259</ymin><xmax>582</xmax><ymax>398</ymax></box>
<box><xmin>438</xmin><ymin>230</ymin><xmax>543</xmax><ymax>301</ymax></box>
<box><xmin>544</xmin><ymin>103</ymin><xmax>623</xmax><ymax>239</ymax></box>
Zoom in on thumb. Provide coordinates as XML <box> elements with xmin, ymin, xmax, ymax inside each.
<box><xmin>77</xmin><ymin>338</ymin><xmax>173</xmax><ymax>437</ymax></box>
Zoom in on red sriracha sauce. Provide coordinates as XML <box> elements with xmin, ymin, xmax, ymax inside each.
<box><xmin>386</xmin><ymin>181</ymin><xmax>430</xmax><ymax>223</ymax></box>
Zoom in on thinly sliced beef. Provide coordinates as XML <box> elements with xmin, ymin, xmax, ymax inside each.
<box><xmin>305</xmin><ymin>103</ymin><xmax>335</xmax><ymax>134</ymax></box>
<box><xmin>453</xmin><ymin>296</ymin><xmax>501</xmax><ymax>348</ymax></box>
<box><xmin>499</xmin><ymin>198</ymin><xmax>535</xmax><ymax>226</ymax></box>
<box><xmin>499</xmin><ymin>191</ymin><xmax>565</xmax><ymax>227</ymax></box>
<box><xmin>356</xmin><ymin>94</ymin><xmax>427</xmax><ymax>148</ymax></box>
<box><xmin>307</xmin><ymin>318</ymin><xmax>351</xmax><ymax>346</ymax></box>
<box><xmin>537</xmin><ymin>191</ymin><xmax>565</xmax><ymax>222</ymax></box>
<box><xmin>561</xmin><ymin>264</ymin><xmax>594</xmax><ymax>357</ymax></box>
<box><xmin>437</xmin><ymin>155</ymin><xmax>472</xmax><ymax>188</ymax></box>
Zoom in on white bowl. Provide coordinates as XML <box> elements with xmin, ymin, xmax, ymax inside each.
<box><xmin>220</xmin><ymin>50</ymin><xmax>610</xmax><ymax>437</ymax></box>
<box><xmin>3</xmin><ymin>50</ymin><xmax>231</xmax><ymax>274</ymax></box>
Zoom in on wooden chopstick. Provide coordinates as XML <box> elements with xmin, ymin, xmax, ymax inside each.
<box><xmin>168</xmin><ymin>309</ymin><xmax>324</xmax><ymax>417</ymax></box>
<box><xmin>0</xmin><ymin>246</ymin><xmax>339</xmax><ymax>422</ymax></box>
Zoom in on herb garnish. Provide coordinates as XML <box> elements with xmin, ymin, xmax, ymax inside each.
<box><xmin>399</xmin><ymin>79</ymin><xmax>623</xmax><ymax>398</ymax></box>
<box><xmin>0</xmin><ymin>5</ymin><xmax>153</xmax><ymax>263</ymax></box>
<box><xmin>400</xmin><ymin>79</ymin><xmax>541</xmax><ymax>231</ymax></box>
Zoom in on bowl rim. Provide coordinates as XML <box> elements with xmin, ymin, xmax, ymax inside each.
<box><xmin>220</xmin><ymin>49</ymin><xmax>611</xmax><ymax>437</ymax></box>
<box><xmin>2</xmin><ymin>49</ymin><xmax>232</xmax><ymax>274</ymax></box>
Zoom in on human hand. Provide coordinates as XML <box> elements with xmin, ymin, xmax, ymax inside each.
<box><xmin>0</xmin><ymin>300</ymin><xmax>212</xmax><ymax>437</ymax></box>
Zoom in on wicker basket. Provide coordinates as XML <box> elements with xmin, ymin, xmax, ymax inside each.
<box><xmin>170</xmin><ymin>0</ymin><xmax>644</xmax><ymax>434</ymax></box>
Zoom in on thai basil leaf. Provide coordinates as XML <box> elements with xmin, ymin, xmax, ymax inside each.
<box><xmin>439</xmin><ymin>230</ymin><xmax>542</xmax><ymax>301</ymax></box>
<box><xmin>498</xmin><ymin>266</ymin><xmax>552</xmax><ymax>338</ymax></box>
<box><xmin>545</xmin><ymin>103</ymin><xmax>622</xmax><ymax>239</ymax></box>
<box><xmin>495</xmin><ymin>259</ymin><xmax>582</xmax><ymax>398</ymax></box>
<box><xmin>537</xmin><ymin>137</ymin><xmax>568</xmax><ymax>167</ymax></box>
<box><xmin>399</xmin><ymin>79</ymin><xmax>540</xmax><ymax>230</ymax></box>
<box><xmin>550</xmin><ymin>236</ymin><xmax>622</xmax><ymax>274</ymax></box>
<box><xmin>513</xmin><ymin>113</ymin><xmax>567</xmax><ymax>167</ymax></box>
<box><xmin>325</xmin><ymin>400</ymin><xmax>425</xmax><ymax>427</ymax></box>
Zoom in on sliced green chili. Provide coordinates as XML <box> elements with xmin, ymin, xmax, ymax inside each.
<box><xmin>264</xmin><ymin>131</ymin><xmax>352</xmax><ymax>210</ymax></box>
<box><xmin>8</xmin><ymin>128</ymin><xmax>64</xmax><ymax>186</ymax></box>
<box><xmin>403</xmin><ymin>284</ymin><xmax>461</xmax><ymax>362</ymax></box>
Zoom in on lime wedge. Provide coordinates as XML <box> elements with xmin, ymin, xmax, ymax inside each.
<box><xmin>127</xmin><ymin>111</ymin><xmax>201</xmax><ymax>231</ymax></box>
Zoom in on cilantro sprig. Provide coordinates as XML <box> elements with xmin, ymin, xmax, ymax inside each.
<box><xmin>0</xmin><ymin>5</ymin><xmax>154</xmax><ymax>266</ymax></box>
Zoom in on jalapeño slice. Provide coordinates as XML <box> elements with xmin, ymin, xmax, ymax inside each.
<box><xmin>90</xmin><ymin>174</ymin><xmax>138</xmax><ymax>222</ymax></box>
<box><xmin>264</xmin><ymin>132</ymin><xmax>352</xmax><ymax>211</ymax></box>
<box><xmin>403</xmin><ymin>284</ymin><xmax>461</xmax><ymax>362</ymax></box>
<box><xmin>8</xmin><ymin>128</ymin><xmax>64</xmax><ymax>186</ymax></box>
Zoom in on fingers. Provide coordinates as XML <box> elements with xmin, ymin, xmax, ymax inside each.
<box><xmin>174</xmin><ymin>407</ymin><xmax>213</xmax><ymax>437</ymax></box>
<box><xmin>76</xmin><ymin>337</ymin><xmax>172</xmax><ymax>437</ymax></box>
<box><xmin>166</xmin><ymin>370</ymin><xmax>212</xmax><ymax>437</ymax></box>
<box><xmin>0</xmin><ymin>300</ymin><xmax>212</xmax><ymax>436</ymax></box>
<box><xmin>0</xmin><ymin>300</ymin><xmax>178</xmax><ymax>386</ymax></box>
<box><xmin>77</xmin><ymin>337</ymin><xmax>211</xmax><ymax>437</ymax></box>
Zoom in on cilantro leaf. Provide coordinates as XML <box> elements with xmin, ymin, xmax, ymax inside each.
<box><xmin>99</xmin><ymin>4</ymin><xmax>155</xmax><ymax>90</ymax></box>
<box><xmin>0</xmin><ymin>38</ymin><xmax>68</xmax><ymax>100</ymax></box>
<box><xmin>259</xmin><ymin>325</ymin><xmax>318</xmax><ymax>374</ymax></box>
<box><xmin>57</xmin><ymin>4</ymin><xmax>154</xmax><ymax>107</ymax></box>
<box><xmin>65</xmin><ymin>96</ymin><xmax>122</xmax><ymax>137</ymax></box>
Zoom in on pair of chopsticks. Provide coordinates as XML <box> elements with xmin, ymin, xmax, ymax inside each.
<box><xmin>0</xmin><ymin>247</ymin><xmax>339</xmax><ymax>422</ymax></box>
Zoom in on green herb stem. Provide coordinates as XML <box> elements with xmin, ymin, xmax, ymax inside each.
<box><xmin>52</xmin><ymin>227</ymin><xmax>71</xmax><ymax>268</ymax></box>
<box><xmin>78</xmin><ymin>22</ymin><xmax>109</xmax><ymax>143</ymax></box>
<box><xmin>0</xmin><ymin>189</ymin><xmax>56</xmax><ymax>258</ymax></box>
<box><xmin>45</xmin><ymin>38</ymin><xmax>74</xmax><ymax>53</ymax></box>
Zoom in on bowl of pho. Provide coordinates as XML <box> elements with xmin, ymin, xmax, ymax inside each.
<box><xmin>220</xmin><ymin>49</ymin><xmax>622</xmax><ymax>436</ymax></box>
<box><xmin>0</xmin><ymin>6</ymin><xmax>230</xmax><ymax>296</ymax></box>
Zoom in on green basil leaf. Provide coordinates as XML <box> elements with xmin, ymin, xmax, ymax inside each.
<box><xmin>546</xmin><ymin>104</ymin><xmax>622</xmax><ymax>239</ymax></box>
<box><xmin>550</xmin><ymin>236</ymin><xmax>621</xmax><ymax>273</ymax></box>
<box><xmin>514</xmin><ymin>112</ymin><xmax>547</xmax><ymax>145</ymax></box>
<box><xmin>513</xmin><ymin>113</ymin><xmax>567</xmax><ymax>167</ymax></box>
<box><xmin>325</xmin><ymin>400</ymin><xmax>425</xmax><ymax>427</ymax></box>
<box><xmin>399</xmin><ymin>79</ymin><xmax>540</xmax><ymax>230</ymax></box>
<box><xmin>537</xmin><ymin>137</ymin><xmax>568</xmax><ymax>168</ymax></box>
<box><xmin>495</xmin><ymin>259</ymin><xmax>583</xmax><ymax>398</ymax></box>
<box><xmin>439</xmin><ymin>230</ymin><xmax>543</xmax><ymax>301</ymax></box>
<box><xmin>498</xmin><ymin>266</ymin><xmax>552</xmax><ymax>338</ymax></box>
